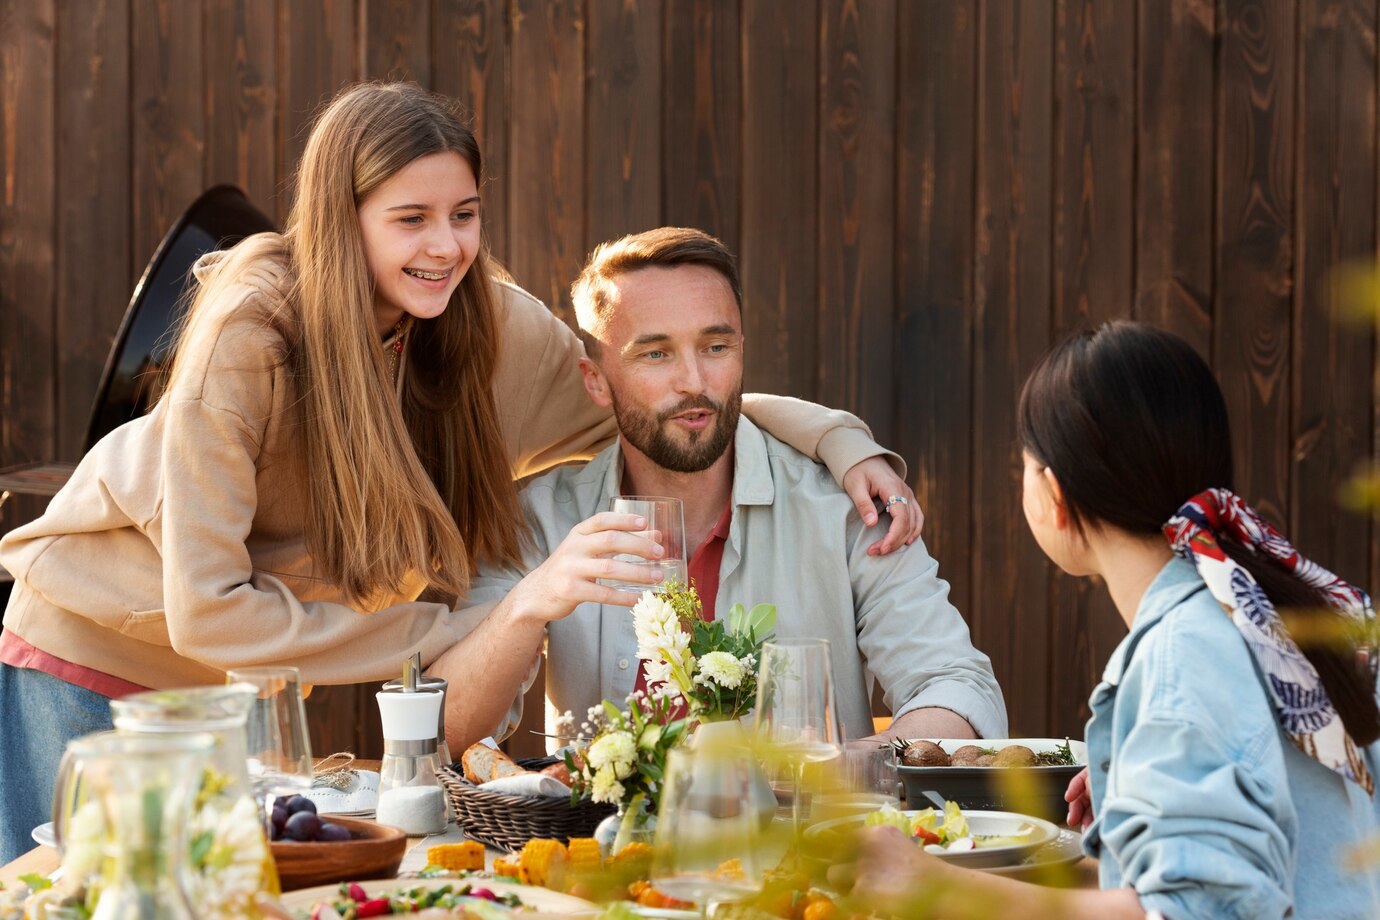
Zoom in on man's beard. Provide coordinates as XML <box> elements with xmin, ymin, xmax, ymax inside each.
<box><xmin>611</xmin><ymin>386</ymin><xmax>743</xmax><ymax>473</ymax></box>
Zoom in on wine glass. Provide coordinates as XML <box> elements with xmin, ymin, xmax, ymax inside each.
<box><xmin>753</xmin><ymin>639</ymin><xmax>842</xmax><ymax>840</ymax></box>
<box><xmin>604</xmin><ymin>496</ymin><xmax>688</xmax><ymax>592</ymax></box>
<box><xmin>651</xmin><ymin>745</ymin><xmax>765</xmax><ymax>917</ymax></box>
<box><xmin>226</xmin><ymin>666</ymin><xmax>314</xmax><ymax>805</ymax></box>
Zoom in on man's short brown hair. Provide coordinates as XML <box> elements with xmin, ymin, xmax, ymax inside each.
<box><xmin>571</xmin><ymin>227</ymin><xmax>741</xmax><ymax>357</ymax></box>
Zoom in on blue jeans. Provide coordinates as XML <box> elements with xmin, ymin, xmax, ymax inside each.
<box><xmin>0</xmin><ymin>663</ymin><xmax>113</xmax><ymax>864</ymax></box>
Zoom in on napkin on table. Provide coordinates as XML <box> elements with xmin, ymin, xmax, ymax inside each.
<box><xmin>303</xmin><ymin>769</ymin><xmax>380</xmax><ymax>815</ymax></box>
<box><xmin>478</xmin><ymin>773</ymin><xmax>572</xmax><ymax>799</ymax></box>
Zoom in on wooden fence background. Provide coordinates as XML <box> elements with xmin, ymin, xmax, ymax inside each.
<box><xmin>3</xmin><ymin>0</ymin><xmax>1379</xmax><ymax>754</ymax></box>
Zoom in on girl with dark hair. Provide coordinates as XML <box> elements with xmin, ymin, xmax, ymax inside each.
<box><xmin>846</xmin><ymin>321</ymin><xmax>1380</xmax><ymax>919</ymax></box>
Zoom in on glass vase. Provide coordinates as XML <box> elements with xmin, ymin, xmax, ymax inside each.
<box><xmin>595</xmin><ymin>794</ymin><xmax>657</xmax><ymax>858</ymax></box>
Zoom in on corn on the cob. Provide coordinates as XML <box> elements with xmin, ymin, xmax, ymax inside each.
<box><xmin>426</xmin><ymin>841</ymin><xmax>486</xmax><ymax>872</ymax></box>
<box><xmin>565</xmin><ymin>837</ymin><xmax>602</xmax><ymax>874</ymax></box>
<box><xmin>518</xmin><ymin>838</ymin><xmax>568</xmax><ymax>887</ymax></box>
<box><xmin>612</xmin><ymin>841</ymin><xmax>653</xmax><ymax>865</ymax></box>
<box><xmin>492</xmin><ymin>856</ymin><xmax>521</xmax><ymax>878</ymax></box>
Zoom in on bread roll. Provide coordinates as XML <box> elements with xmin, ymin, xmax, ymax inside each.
<box><xmin>461</xmin><ymin>742</ymin><xmax>531</xmax><ymax>783</ymax></box>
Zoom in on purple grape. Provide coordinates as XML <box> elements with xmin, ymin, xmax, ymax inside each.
<box><xmin>284</xmin><ymin>810</ymin><xmax>322</xmax><ymax>841</ymax></box>
<box><xmin>271</xmin><ymin>805</ymin><xmax>288</xmax><ymax>831</ymax></box>
<box><xmin>283</xmin><ymin>795</ymin><xmax>317</xmax><ymax>816</ymax></box>
<box><xmin>317</xmin><ymin>822</ymin><xmax>351</xmax><ymax>842</ymax></box>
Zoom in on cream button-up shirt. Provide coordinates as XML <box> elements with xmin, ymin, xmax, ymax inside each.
<box><xmin>471</xmin><ymin>416</ymin><xmax>1007</xmax><ymax>743</ymax></box>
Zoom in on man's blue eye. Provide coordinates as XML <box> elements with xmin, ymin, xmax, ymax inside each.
<box><xmin>646</xmin><ymin>350</ymin><xmax>665</xmax><ymax>359</ymax></box>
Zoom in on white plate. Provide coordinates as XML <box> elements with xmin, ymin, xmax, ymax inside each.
<box><xmin>279</xmin><ymin>877</ymin><xmax>599</xmax><ymax>914</ymax></box>
<box><xmin>805</xmin><ymin>809</ymin><xmax>1060</xmax><ymax>870</ymax></box>
<box><xmin>624</xmin><ymin>908</ymin><xmax>699</xmax><ymax>920</ymax></box>
<box><xmin>30</xmin><ymin>822</ymin><xmax>56</xmax><ymax>849</ymax></box>
<box><xmin>981</xmin><ymin>828</ymin><xmax>1085</xmax><ymax>876</ymax></box>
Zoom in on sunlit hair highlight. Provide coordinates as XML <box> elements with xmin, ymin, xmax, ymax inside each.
<box><xmin>571</xmin><ymin>227</ymin><xmax>741</xmax><ymax>358</ymax></box>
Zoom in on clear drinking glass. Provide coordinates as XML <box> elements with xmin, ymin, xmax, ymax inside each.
<box><xmin>810</xmin><ymin>742</ymin><xmax>901</xmax><ymax>823</ymax></box>
<box><xmin>651</xmin><ymin>745</ymin><xmax>764</xmax><ymax>916</ymax></box>
<box><xmin>226</xmin><ymin>666</ymin><xmax>314</xmax><ymax>801</ymax></box>
<box><xmin>603</xmin><ymin>496</ymin><xmax>688</xmax><ymax>592</ymax></box>
<box><xmin>754</xmin><ymin>639</ymin><xmax>842</xmax><ymax>839</ymax></box>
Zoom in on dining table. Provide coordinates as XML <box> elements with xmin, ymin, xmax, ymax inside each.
<box><xmin>1</xmin><ymin>758</ymin><xmax>1101</xmax><ymax>900</ymax></box>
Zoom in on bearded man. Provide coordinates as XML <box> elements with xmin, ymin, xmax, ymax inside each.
<box><xmin>432</xmin><ymin>228</ymin><xmax>1005</xmax><ymax>750</ymax></box>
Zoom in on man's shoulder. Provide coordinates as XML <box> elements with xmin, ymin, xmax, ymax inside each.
<box><xmin>752</xmin><ymin>424</ymin><xmax>847</xmax><ymax>496</ymax></box>
<box><xmin>519</xmin><ymin>449</ymin><xmax>614</xmax><ymax>529</ymax></box>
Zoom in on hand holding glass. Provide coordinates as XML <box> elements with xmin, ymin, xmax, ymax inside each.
<box><xmin>602</xmin><ymin>496</ymin><xmax>687</xmax><ymax>593</ymax></box>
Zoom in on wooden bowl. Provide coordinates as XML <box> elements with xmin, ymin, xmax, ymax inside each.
<box><xmin>270</xmin><ymin>815</ymin><xmax>408</xmax><ymax>892</ymax></box>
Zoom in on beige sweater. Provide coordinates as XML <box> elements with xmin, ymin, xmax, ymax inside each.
<box><xmin>0</xmin><ymin>234</ymin><xmax>891</xmax><ymax>689</ymax></box>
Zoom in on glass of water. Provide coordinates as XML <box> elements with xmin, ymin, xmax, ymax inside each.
<box><xmin>605</xmin><ymin>495</ymin><xmax>687</xmax><ymax>592</ymax></box>
<box><xmin>225</xmin><ymin>666</ymin><xmax>314</xmax><ymax>802</ymax></box>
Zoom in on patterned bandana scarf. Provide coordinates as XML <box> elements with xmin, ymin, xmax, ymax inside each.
<box><xmin>1164</xmin><ymin>488</ymin><xmax>1378</xmax><ymax>796</ymax></box>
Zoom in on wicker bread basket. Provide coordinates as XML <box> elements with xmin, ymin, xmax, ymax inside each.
<box><xmin>439</xmin><ymin>758</ymin><xmax>615</xmax><ymax>852</ymax></box>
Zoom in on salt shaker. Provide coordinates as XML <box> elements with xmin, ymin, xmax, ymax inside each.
<box><xmin>375</xmin><ymin>685</ymin><xmax>448</xmax><ymax>835</ymax></box>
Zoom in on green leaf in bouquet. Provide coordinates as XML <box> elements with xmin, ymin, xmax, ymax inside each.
<box><xmin>746</xmin><ymin>603</ymin><xmax>777</xmax><ymax>639</ymax></box>
<box><xmin>602</xmin><ymin>699</ymin><xmax>623</xmax><ymax>724</ymax></box>
<box><xmin>727</xmin><ymin>602</ymin><xmax>749</xmax><ymax>636</ymax></box>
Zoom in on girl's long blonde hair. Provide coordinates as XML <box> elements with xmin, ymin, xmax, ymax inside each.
<box><xmin>167</xmin><ymin>82</ymin><xmax>526</xmax><ymax>605</ymax></box>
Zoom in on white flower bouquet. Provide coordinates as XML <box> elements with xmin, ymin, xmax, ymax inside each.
<box><xmin>632</xmin><ymin>582</ymin><xmax>777</xmax><ymax>723</ymax></box>
<box><xmin>561</xmin><ymin>690</ymin><xmax>689</xmax><ymax>817</ymax></box>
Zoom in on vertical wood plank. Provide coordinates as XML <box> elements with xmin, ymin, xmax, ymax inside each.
<box><xmin>1048</xmin><ymin>0</ymin><xmax>1135</xmax><ymax>734</ymax></box>
<box><xmin>305</xmin><ymin>680</ymin><xmax>387</xmax><ymax>760</ymax></box>
<box><xmin>0</xmin><ymin>0</ymin><xmax>57</xmax><ymax>538</ymax></box>
<box><xmin>205</xmin><ymin>0</ymin><xmax>279</xmax><ymax>211</ymax></box>
<box><xmin>740</xmin><ymin>0</ymin><xmax>819</xmax><ymax>399</ymax></box>
<box><xmin>1135</xmin><ymin>0</ymin><xmax>1215</xmax><ymax>354</ymax></box>
<box><xmin>279</xmin><ymin>0</ymin><xmax>356</xmax><ymax>224</ymax></box>
<box><xmin>973</xmin><ymin>0</ymin><xmax>1055</xmax><ymax>735</ymax></box>
<box><xmin>817</xmin><ymin>0</ymin><xmax>896</xmax><ymax>441</ymax></box>
<box><xmin>1291</xmin><ymin>0</ymin><xmax>1376</xmax><ymax>586</ymax></box>
<box><xmin>433</xmin><ymin>0</ymin><xmax>511</xmax><ymax>264</ymax></box>
<box><xmin>131</xmin><ymin>0</ymin><xmax>205</xmax><ymax>277</ymax></box>
<box><xmin>894</xmin><ymin>0</ymin><xmax>977</xmax><ymax>627</ymax></box>
<box><xmin>586</xmin><ymin>0</ymin><xmax>662</xmax><ymax>249</ymax></box>
<box><xmin>1375</xmin><ymin>4</ymin><xmax>1380</xmax><ymax>603</ymax></box>
<box><xmin>1214</xmin><ymin>0</ymin><xmax>1296</xmax><ymax>529</ymax></box>
<box><xmin>663</xmin><ymin>0</ymin><xmax>741</xmax><ymax>255</ymax></box>
<box><xmin>508</xmin><ymin>0</ymin><xmax>585</xmax><ymax>321</ymax></box>
<box><xmin>360</xmin><ymin>0</ymin><xmax>432</xmax><ymax>84</ymax></box>
<box><xmin>55</xmin><ymin>0</ymin><xmax>130</xmax><ymax>459</ymax></box>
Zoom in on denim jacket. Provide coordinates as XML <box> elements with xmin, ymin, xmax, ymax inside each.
<box><xmin>1084</xmin><ymin>556</ymin><xmax>1380</xmax><ymax>919</ymax></box>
